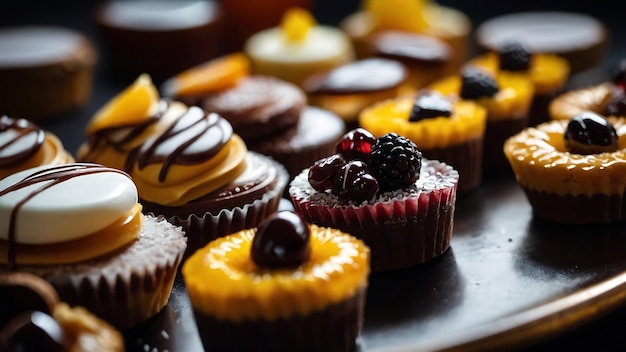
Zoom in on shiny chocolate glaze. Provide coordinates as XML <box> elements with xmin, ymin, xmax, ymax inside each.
<box><xmin>0</xmin><ymin>116</ymin><xmax>44</xmax><ymax>168</ymax></box>
<box><xmin>0</xmin><ymin>163</ymin><xmax>130</xmax><ymax>269</ymax></box>
<box><xmin>371</xmin><ymin>31</ymin><xmax>451</xmax><ymax>67</ymax></box>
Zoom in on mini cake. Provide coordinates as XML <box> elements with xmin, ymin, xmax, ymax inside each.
<box><xmin>504</xmin><ymin>112</ymin><xmax>626</xmax><ymax>224</ymax></box>
<box><xmin>0</xmin><ymin>116</ymin><xmax>74</xmax><ymax>180</ymax></box>
<box><xmin>302</xmin><ymin>58</ymin><xmax>408</xmax><ymax>129</ymax></box>
<box><xmin>369</xmin><ymin>30</ymin><xmax>456</xmax><ymax>93</ymax></box>
<box><xmin>290</xmin><ymin>129</ymin><xmax>459</xmax><ymax>271</ymax></box>
<box><xmin>467</xmin><ymin>41</ymin><xmax>571</xmax><ymax>126</ymax></box>
<box><xmin>94</xmin><ymin>0</ymin><xmax>224</xmax><ymax>80</ymax></box>
<box><xmin>244</xmin><ymin>7</ymin><xmax>355</xmax><ymax>87</ymax></box>
<box><xmin>0</xmin><ymin>272</ymin><xmax>123</xmax><ymax>351</ymax></box>
<box><xmin>183</xmin><ymin>210</ymin><xmax>370</xmax><ymax>351</ymax></box>
<box><xmin>475</xmin><ymin>11</ymin><xmax>608</xmax><ymax>73</ymax></box>
<box><xmin>163</xmin><ymin>54</ymin><xmax>346</xmax><ymax>179</ymax></box>
<box><xmin>340</xmin><ymin>0</ymin><xmax>470</xmax><ymax>70</ymax></box>
<box><xmin>549</xmin><ymin>59</ymin><xmax>626</xmax><ymax>121</ymax></box>
<box><xmin>0</xmin><ymin>26</ymin><xmax>96</xmax><ymax>120</ymax></box>
<box><xmin>0</xmin><ymin>163</ymin><xmax>187</xmax><ymax>330</ymax></box>
<box><xmin>359</xmin><ymin>90</ymin><xmax>487</xmax><ymax>194</ymax></box>
<box><xmin>429</xmin><ymin>66</ymin><xmax>534</xmax><ymax>169</ymax></box>
<box><xmin>77</xmin><ymin>74</ymin><xmax>288</xmax><ymax>255</ymax></box>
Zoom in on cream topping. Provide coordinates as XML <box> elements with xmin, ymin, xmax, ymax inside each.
<box><xmin>0</xmin><ymin>164</ymin><xmax>138</xmax><ymax>244</ymax></box>
<box><xmin>0</xmin><ymin>26</ymin><xmax>84</xmax><ymax>67</ymax></box>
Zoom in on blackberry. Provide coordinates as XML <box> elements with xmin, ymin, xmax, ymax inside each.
<box><xmin>460</xmin><ymin>67</ymin><xmax>499</xmax><ymax>100</ymax></box>
<box><xmin>368</xmin><ymin>133</ymin><xmax>422</xmax><ymax>192</ymax></box>
<box><xmin>498</xmin><ymin>42</ymin><xmax>531</xmax><ymax>71</ymax></box>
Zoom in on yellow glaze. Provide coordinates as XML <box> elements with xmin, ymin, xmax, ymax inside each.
<box><xmin>0</xmin><ymin>204</ymin><xmax>143</xmax><ymax>265</ymax></box>
<box><xmin>364</xmin><ymin>0</ymin><xmax>427</xmax><ymax>33</ymax></box>
<box><xmin>429</xmin><ymin>72</ymin><xmax>534</xmax><ymax>121</ymax></box>
<box><xmin>549</xmin><ymin>83</ymin><xmax>613</xmax><ymax>121</ymax></box>
<box><xmin>468</xmin><ymin>52</ymin><xmax>570</xmax><ymax>95</ymax></box>
<box><xmin>504</xmin><ymin>118</ymin><xmax>626</xmax><ymax>196</ymax></box>
<box><xmin>0</xmin><ymin>133</ymin><xmax>74</xmax><ymax>180</ymax></box>
<box><xmin>281</xmin><ymin>7</ymin><xmax>316</xmax><ymax>42</ymax></box>
<box><xmin>359</xmin><ymin>95</ymin><xmax>487</xmax><ymax>149</ymax></box>
<box><xmin>183</xmin><ymin>225</ymin><xmax>370</xmax><ymax>322</ymax></box>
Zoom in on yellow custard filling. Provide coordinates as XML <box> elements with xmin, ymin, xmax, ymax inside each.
<box><xmin>0</xmin><ymin>203</ymin><xmax>143</xmax><ymax>265</ymax></box>
<box><xmin>504</xmin><ymin>119</ymin><xmax>626</xmax><ymax>196</ymax></box>
<box><xmin>183</xmin><ymin>225</ymin><xmax>370</xmax><ymax>322</ymax></box>
<box><xmin>359</xmin><ymin>96</ymin><xmax>486</xmax><ymax>149</ymax></box>
<box><xmin>429</xmin><ymin>72</ymin><xmax>534</xmax><ymax>121</ymax></box>
<box><xmin>469</xmin><ymin>52</ymin><xmax>570</xmax><ymax>95</ymax></box>
<box><xmin>1</xmin><ymin>133</ymin><xmax>74</xmax><ymax>180</ymax></box>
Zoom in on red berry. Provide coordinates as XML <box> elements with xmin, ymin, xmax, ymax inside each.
<box><xmin>336</xmin><ymin>128</ymin><xmax>377</xmax><ymax>161</ymax></box>
<box><xmin>308</xmin><ymin>154</ymin><xmax>346</xmax><ymax>191</ymax></box>
<box><xmin>331</xmin><ymin>161</ymin><xmax>379</xmax><ymax>202</ymax></box>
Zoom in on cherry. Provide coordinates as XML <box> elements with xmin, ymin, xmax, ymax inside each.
<box><xmin>564</xmin><ymin>112</ymin><xmax>618</xmax><ymax>155</ymax></box>
<box><xmin>409</xmin><ymin>90</ymin><xmax>453</xmax><ymax>122</ymax></box>
<box><xmin>331</xmin><ymin>161</ymin><xmax>379</xmax><ymax>203</ymax></box>
<box><xmin>606</xmin><ymin>89</ymin><xmax>626</xmax><ymax>116</ymax></box>
<box><xmin>308</xmin><ymin>154</ymin><xmax>346</xmax><ymax>192</ymax></box>
<box><xmin>336</xmin><ymin>128</ymin><xmax>377</xmax><ymax>162</ymax></box>
<box><xmin>0</xmin><ymin>311</ymin><xmax>66</xmax><ymax>352</ymax></box>
<box><xmin>251</xmin><ymin>211</ymin><xmax>311</xmax><ymax>268</ymax></box>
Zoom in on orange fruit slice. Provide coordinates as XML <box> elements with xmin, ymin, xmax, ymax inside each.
<box><xmin>161</xmin><ymin>53</ymin><xmax>250</xmax><ymax>98</ymax></box>
<box><xmin>87</xmin><ymin>74</ymin><xmax>159</xmax><ymax>134</ymax></box>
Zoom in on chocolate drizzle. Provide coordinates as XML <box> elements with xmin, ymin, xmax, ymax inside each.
<box><xmin>0</xmin><ymin>163</ymin><xmax>131</xmax><ymax>269</ymax></box>
<box><xmin>129</xmin><ymin>106</ymin><xmax>232</xmax><ymax>183</ymax></box>
<box><xmin>0</xmin><ymin>116</ymin><xmax>45</xmax><ymax>167</ymax></box>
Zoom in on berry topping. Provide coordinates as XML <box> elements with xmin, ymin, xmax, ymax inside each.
<box><xmin>460</xmin><ymin>67</ymin><xmax>499</xmax><ymax>100</ymax></box>
<box><xmin>611</xmin><ymin>59</ymin><xmax>626</xmax><ymax>89</ymax></box>
<box><xmin>0</xmin><ymin>311</ymin><xmax>66</xmax><ymax>352</ymax></box>
<box><xmin>606</xmin><ymin>89</ymin><xmax>626</xmax><ymax>116</ymax></box>
<box><xmin>251</xmin><ymin>211</ymin><xmax>311</xmax><ymax>268</ymax></box>
<box><xmin>331</xmin><ymin>161</ymin><xmax>379</xmax><ymax>203</ymax></box>
<box><xmin>336</xmin><ymin>128</ymin><xmax>377</xmax><ymax>161</ymax></box>
<box><xmin>498</xmin><ymin>42</ymin><xmax>531</xmax><ymax>71</ymax></box>
<box><xmin>308</xmin><ymin>154</ymin><xmax>346</xmax><ymax>192</ymax></box>
<box><xmin>409</xmin><ymin>90</ymin><xmax>453</xmax><ymax>122</ymax></box>
<box><xmin>564</xmin><ymin>112</ymin><xmax>619</xmax><ymax>155</ymax></box>
<box><xmin>368</xmin><ymin>133</ymin><xmax>422</xmax><ymax>192</ymax></box>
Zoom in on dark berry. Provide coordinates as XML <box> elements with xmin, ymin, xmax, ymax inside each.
<box><xmin>611</xmin><ymin>59</ymin><xmax>626</xmax><ymax>89</ymax></box>
<box><xmin>409</xmin><ymin>90</ymin><xmax>453</xmax><ymax>122</ymax></box>
<box><xmin>606</xmin><ymin>89</ymin><xmax>626</xmax><ymax>116</ymax></box>
<box><xmin>0</xmin><ymin>311</ymin><xmax>66</xmax><ymax>352</ymax></box>
<box><xmin>368</xmin><ymin>133</ymin><xmax>422</xmax><ymax>192</ymax></box>
<box><xmin>460</xmin><ymin>67</ymin><xmax>499</xmax><ymax>100</ymax></box>
<box><xmin>331</xmin><ymin>161</ymin><xmax>378</xmax><ymax>202</ymax></box>
<box><xmin>336</xmin><ymin>128</ymin><xmax>377</xmax><ymax>161</ymax></box>
<box><xmin>251</xmin><ymin>211</ymin><xmax>311</xmax><ymax>268</ymax></box>
<box><xmin>498</xmin><ymin>42</ymin><xmax>531</xmax><ymax>71</ymax></box>
<box><xmin>564</xmin><ymin>112</ymin><xmax>618</xmax><ymax>155</ymax></box>
<box><xmin>308</xmin><ymin>154</ymin><xmax>346</xmax><ymax>191</ymax></box>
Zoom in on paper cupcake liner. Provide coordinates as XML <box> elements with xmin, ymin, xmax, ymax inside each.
<box><xmin>192</xmin><ymin>287</ymin><xmax>366</xmax><ymax>352</ymax></box>
<box><xmin>522</xmin><ymin>187</ymin><xmax>626</xmax><ymax>224</ymax></box>
<box><xmin>3</xmin><ymin>215</ymin><xmax>187</xmax><ymax>331</ymax></box>
<box><xmin>290</xmin><ymin>160</ymin><xmax>458</xmax><ymax>272</ymax></box>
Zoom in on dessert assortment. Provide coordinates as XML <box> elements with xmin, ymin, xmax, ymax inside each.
<box><xmin>2</xmin><ymin>0</ymin><xmax>626</xmax><ymax>350</ymax></box>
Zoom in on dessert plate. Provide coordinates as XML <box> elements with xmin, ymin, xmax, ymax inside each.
<box><xmin>122</xmin><ymin>173</ymin><xmax>626</xmax><ymax>351</ymax></box>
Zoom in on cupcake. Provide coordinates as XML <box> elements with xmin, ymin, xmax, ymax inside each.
<box><xmin>77</xmin><ymin>74</ymin><xmax>288</xmax><ymax>255</ymax></box>
<box><xmin>163</xmin><ymin>53</ymin><xmax>346</xmax><ymax>180</ymax></box>
<box><xmin>0</xmin><ymin>116</ymin><xmax>74</xmax><ymax>180</ymax></box>
<box><xmin>549</xmin><ymin>59</ymin><xmax>626</xmax><ymax>121</ymax></box>
<box><xmin>504</xmin><ymin>111</ymin><xmax>626</xmax><ymax>224</ymax></box>
<box><xmin>244</xmin><ymin>7</ymin><xmax>355</xmax><ymax>87</ymax></box>
<box><xmin>94</xmin><ymin>0</ymin><xmax>225</xmax><ymax>80</ymax></box>
<box><xmin>359</xmin><ymin>89</ymin><xmax>487</xmax><ymax>195</ymax></box>
<box><xmin>183</xmin><ymin>210</ymin><xmax>370</xmax><ymax>351</ymax></box>
<box><xmin>0</xmin><ymin>272</ymin><xmax>123</xmax><ymax>351</ymax></box>
<box><xmin>429</xmin><ymin>66</ymin><xmax>534</xmax><ymax>169</ymax></box>
<box><xmin>340</xmin><ymin>0</ymin><xmax>470</xmax><ymax>70</ymax></box>
<box><xmin>467</xmin><ymin>41</ymin><xmax>571</xmax><ymax>126</ymax></box>
<box><xmin>0</xmin><ymin>26</ymin><xmax>96</xmax><ymax>121</ymax></box>
<box><xmin>290</xmin><ymin>129</ymin><xmax>459</xmax><ymax>272</ymax></box>
<box><xmin>302</xmin><ymin>58</ymin><xmax>408</xmax><ymax>129</ymax></box>
<box><xmin>0</xmin><ymin>163</ymin><xmax>187</xmax><ymax>330</ymax></box>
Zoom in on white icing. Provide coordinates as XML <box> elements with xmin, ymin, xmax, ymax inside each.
<box><xmin>100</xmin><ymin>0</ymin><xmax>220</xmax><ymax>31</ymax></box>
<box><xmin>0</xmin><ymin>164</ymin><xmax>138</xmax><ymax>244</ymax></box>
<box><xmin>0</xmin><ymin>26</ymin><xmax>84</xmax><ymax>67</ymax></box>
<box><xmin>0</xmin><ymin>129</ymin><xmax>39</xmax><ymax>158</ymax></box>
<box><xmin>244</xmin><ymin>26</ymin><xmax>352</xmax><ymax>63</ymax></box>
